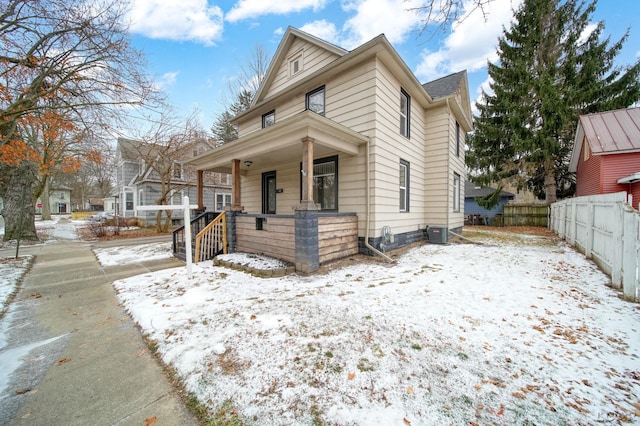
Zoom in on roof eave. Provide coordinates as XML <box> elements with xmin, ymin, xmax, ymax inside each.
<box><xmin>188</xmin><ymin>110</ymin><xmax>368</xmax><ymax>172</ymax></box>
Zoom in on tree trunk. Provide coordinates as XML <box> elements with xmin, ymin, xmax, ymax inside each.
<box><xmin>544</xmin><ymin>157</ymin><xmax>557</xmax><ymax>204</ymax></box>
<box><xmin>0</xmin><ymin>163</ymin><xmax>39</xmax><ymax>242</ymax></box>
<box><xmin>155</xmin><ymin>209</ymin><xmax>172</xmax><ymax>233</ymax></box>
<box><xmin>41</xmin><ymin>178</ymin><xmax>52</xmax><ymax>220</ymax></box>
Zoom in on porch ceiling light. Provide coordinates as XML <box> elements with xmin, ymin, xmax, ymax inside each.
<box><xmin>243</xmin><ymin>160</ymin><xmax>253</xmax><ymax>167</ymax></box>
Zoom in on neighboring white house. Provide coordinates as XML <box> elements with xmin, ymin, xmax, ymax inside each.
<box><xmin>35</xmin><ymin>185</ymin><xmax>72</xmax><ymax>214</ymax></box>
<box><xmin>113</xmin><ymin>137</ymin><xmax>232</xmax><ymax>226</ymax></box>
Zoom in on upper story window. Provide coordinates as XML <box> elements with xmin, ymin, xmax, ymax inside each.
<box><xmin>456</xmin><ymin>121</ymin><xmax>461</xmax><ymax>157</ymax></box>
<box><xmin>400</xmin><ymin>88</ymin><xmax>410</xmax><ymax>138</ymax></box>
<box><xmin>306</xmin><ymin>86</ymin><xmax>325</xmax><ymax>116</ymax></box>
<box><xmin>262</xmin><ymin>110</ymin><xmax>275</xmax><ymax>128</ymax></box>
<box><xmin>400</xmin><ymin>159</ymin><xmax>410</xmax><ymax>212</ymax></box>
<box><xmin>173</xmin><ymin>162</ymin><xmax>183</xmax><ymax>179</ymax></box>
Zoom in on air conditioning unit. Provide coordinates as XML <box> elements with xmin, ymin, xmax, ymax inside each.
<box><xmin>427</xmin><ymin>226</ymin><xmax>448</xmax><ymax>244</ymax></box>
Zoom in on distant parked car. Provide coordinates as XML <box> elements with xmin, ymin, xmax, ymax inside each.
<box><xmin>86</xmin><ymin>211</ymin><xmax>118</xmax><ymax>224</ymax></box>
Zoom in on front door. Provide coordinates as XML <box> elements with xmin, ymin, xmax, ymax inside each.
<box><xmin>262</xmin><ymin>171</ymin><xmax>276</xmax><ymax>214</ymax></box>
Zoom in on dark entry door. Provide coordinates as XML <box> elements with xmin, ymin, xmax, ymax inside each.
<box><xmin>262</xmin><ymin>171</ymin><xmax>276</xmax><ymax>214</ymax></box>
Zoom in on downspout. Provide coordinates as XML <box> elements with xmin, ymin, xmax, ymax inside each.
<box><xmin>445</xmin><ymin>98</ymin><xmax>451</xmax><ymax>228</ymax></box>
<box><xmin>364</xmin><ymin>139</ymin><xmax>395</xmax><ymax>263</ymax></box>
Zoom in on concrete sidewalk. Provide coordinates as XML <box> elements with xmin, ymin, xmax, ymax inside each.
<box><xmin>0</xmin><ymin>240</ymin><xmax>197</xmax><ymax>426</ymax></box>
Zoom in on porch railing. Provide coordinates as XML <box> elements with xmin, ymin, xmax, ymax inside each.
<box><xmin>172</xmin><ymin>211</ymin><xmax>223</xmax><ymax>261</ymax></box>
<box><xmin>195</xmin><ymin>212</ymin><xmax>227</xmax><ymax>262</ymax></box>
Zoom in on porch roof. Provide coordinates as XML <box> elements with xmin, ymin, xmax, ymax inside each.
<box><xmin>189</xmin><ymin>110</ymin><xmax>369</xmax><ymax>174</ymax></box>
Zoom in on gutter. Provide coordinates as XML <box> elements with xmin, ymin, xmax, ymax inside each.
<box><xmin>364</xmin><ymin>139</ymin><xmax>395</xmax><ymax>263</ymax></box>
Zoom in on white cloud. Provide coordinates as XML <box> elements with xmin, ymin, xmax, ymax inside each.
<box><xmin>226</xmin><ymin>0</ymin><xmax>327</xmax><ymax>22</ymax></box>
<box><xmin>299</xmin><ymin>20</ymin><xmax>341</xmax><ymax>45</ymax></box>
<box><xmin>154</xmin><ymin>71</ymin><xmax>180</xmax><ymax>92</ymax></box>
<box><xmin>339</xmin><ymin>0</ymin><xmax>427</xmax><ymax>48</ymax></box>
<box><xmin>577</xmin><ymin>23</ymin><xmax>598</xmax><ymax>45</ymax></box>
<box><xmin>416</xmin><ymin>0</ymin><xmax>521</xmax><ymax>82</ymax></box>
<box><xmin>128</xmin><ymin>0</ymin><xmax>224</xmax><ymax>46</ymax></box>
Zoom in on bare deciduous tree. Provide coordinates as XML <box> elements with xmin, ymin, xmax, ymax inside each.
<box><xmin>410</xmin><ymin>0</ymin><xmax>493</xmax><ymax>37</ymax></box>
<box><xmin>129</xmin><ymin>110</ymin><xmax>206</xmax><ymax>232</ymax></box>
<box><xmin>0</xmin><ymin>0</ymin><xmax>158</xmax><ymax>241</ymax></box>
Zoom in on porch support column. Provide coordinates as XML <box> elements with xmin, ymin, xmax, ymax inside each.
<box><xmin>295</xmin><ymin>136</ymin><xmax>319</xmax><ymax>273</ymax></box>
<box><xmin>299</xmin><ymin>136</ymin><xmax>318</xmax><ymax>210</ymax></box>
<box><xmin>230</xmin><ymin>159</ymin><xmax>243</xmax><ymax>212</ymax></box>
<box><xmin>196</xmin><ymin>170</ymin><xmax>204</xmax><ymax>211</ymax></box>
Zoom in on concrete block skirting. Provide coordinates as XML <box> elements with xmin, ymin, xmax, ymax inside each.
<box><xmin>294</xmin><ymin>209</ymin><xmax>319</xmax><ymax>273</ymax></box>
<box><xmin>225</xmin><ymin>210</ymin><xmax>240</xmax><ymax>253</ymax></box>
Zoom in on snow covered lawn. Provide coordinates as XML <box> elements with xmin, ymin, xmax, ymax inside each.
<box><xmin>112</xmin><ymin>231</ymin><xmax>640</xmax><ymax>425</ymax></box>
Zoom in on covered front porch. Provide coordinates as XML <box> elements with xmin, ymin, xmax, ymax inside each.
<box><xmin>189</xmin><ymin>110</ymin><xmax>369</xmax><ymax>273</ymax></box>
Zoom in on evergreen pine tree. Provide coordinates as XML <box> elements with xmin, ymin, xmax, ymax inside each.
<box><xmin>211</xmin><ymin>89</ymin><xmax>253</xmax><ymax>145</ymax></box>
<box><xmin>467</xmin><ymin>0</ymin><xmax>640</xmax><ymax>204</ymax></box>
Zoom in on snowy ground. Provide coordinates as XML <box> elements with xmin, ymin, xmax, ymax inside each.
<box><xmin>2</xmin><ymin>221</ymin><xmax>639</xmax><ymax>425</ymax></box>
<box><xmin>107</xmin><ymin>231</ymin><xmax>640</xmax><ymax>425</ymax></box>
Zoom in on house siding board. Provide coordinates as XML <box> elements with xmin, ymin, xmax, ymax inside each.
<box><xmin>575</xmin><ymin>151</ymin><xmax>602</xmax><ymax>196</ymax></box>
<box><xmin>424</xmin><ymin>105</ymin><xmax>451</xmax><ymax>226</ymax></box>
<box><xmin>365</xmin><ymin>60</ymin><xmax>429</xmax><ymax>236</ymax></box>
<box><xmin>235</xmin><ymin>215</ymin><xmax>296</xmax><ymax>264</ymax></box>
<box><xmin>464</xmin><ymin>197</ymin><xmax>510</xmax><ymax>217</ymax></box>
<box><xmin>448</xmin><ymin>116</ymin><xmax>466</xmax><ymax>229</ymax></box>
<box><xmin>601</xmin><ymin>152</ymin><xmax>640</xmax><ymax>195</ymax></box>
<box><xmin>318</xmin><ymin>215</ymin><xmax>359</xmax><ymax>263</ymax></box>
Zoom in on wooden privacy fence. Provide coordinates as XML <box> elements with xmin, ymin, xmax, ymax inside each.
<box><xmin>503</xmin><ymin>204</ymin><xmax>549</xmax><ymax>226</ymax></box>
<box><xmin>550</xmin><ymin>192</ymin><xmax>639</xmax><ymax>302</ymax></box>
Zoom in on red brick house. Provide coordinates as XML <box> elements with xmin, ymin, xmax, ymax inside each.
<box><xmin>569</xmin><ymin>107</ymin><xmax>640</xmax><ymax>209</ymax></box>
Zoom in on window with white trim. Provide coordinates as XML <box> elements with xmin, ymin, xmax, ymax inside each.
<box><xmin>456</xmin><ymin>121</ymin><xmax>461</xmax><ymax>157</ymax></box>
<box><xmin>216</xmin><ymin>193</ymin><xmax>232</xmax><ymax>211</ymax></box>
<box><xmin>400</xmin><ymin>159</ymin><xmax>410</xmax><ymax>212</ymax></box>
<box><xmin>173</xmin><ymin>162</ymin><xmax>183</xmax><ymax>179</ymax></box>
<box><xmin>171</xmin><ymin>190</ymin><xmax>183</xmax><ymax>205</ymax></box>
<box><xmin>400</xmin><ymin>89</ymin><xmax>410</xmax><ymax>138</ymax></box>
<box><xmin>125</xmin><ymin>192</ymin><xmax>134</xmax><ymax>211</ymax></box>
<box><xmin>453</xmin><ymin>173</ymin><xmax>461</xmax><ymax>213</ymax></box>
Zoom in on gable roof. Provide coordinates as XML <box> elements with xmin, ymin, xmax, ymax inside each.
<box><xmin>422</xmin><ymin>71</ymin><xmax>466</xmax><ymax>99</ymax></box>
<box><xmin>465</xmin><ymin>181</ymin><xmax>514</xmax><ymax>199</ymax></box>
<box><xmin>116</xmin><ymin>138</ymin><xmax>141</xmax><ymax>162</ymax></box>
<box><xmin>251</xmin><ymin>27</ymin><xmax>348</xmax><ymax>108</ymax></box>
<box><xmin>235</xmin><ymin>27</ymin><xmax>473</xmax><ymax>132</ymax></box>
<box><xmin>569</xmin><ymin>107</ymin><xmax>640</xmax><ymax>172</ymax></box>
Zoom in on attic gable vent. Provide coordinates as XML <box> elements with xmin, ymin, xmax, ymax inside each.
<box><xmin>289</xmin><ymin>50</ymin><xmax>303</xmax><ymax>77</ymax></box>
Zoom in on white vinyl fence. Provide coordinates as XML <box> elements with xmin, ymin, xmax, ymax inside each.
<box><xmin>550</xmin><ymin>192</ymin><xmax>640</xmax><ymax>302</ymax></box>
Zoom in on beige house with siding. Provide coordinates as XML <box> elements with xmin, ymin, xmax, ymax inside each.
<box><xmin>189</xmin><ymin>27</ymin><xmax>472</xmax><ymax>272</ymax></box>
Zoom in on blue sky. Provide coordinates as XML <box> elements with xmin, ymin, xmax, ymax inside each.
<box><xmin>125</xmin><ymin>0</ymin><xmax>640</xmax><ymax>130</ymax></box>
